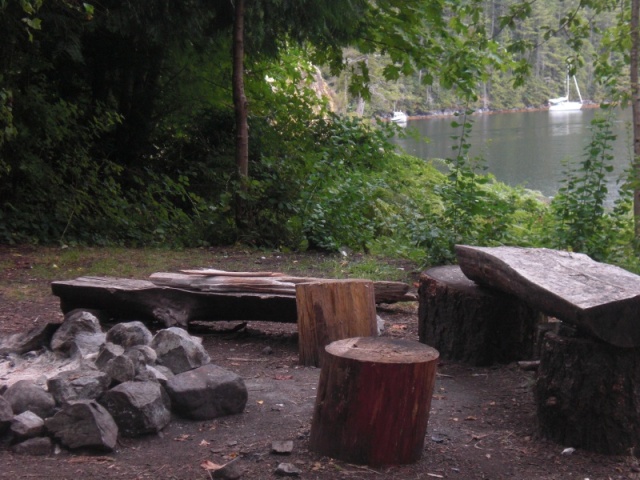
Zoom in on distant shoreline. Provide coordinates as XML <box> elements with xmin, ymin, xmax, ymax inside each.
<box><xmin>383</xmin><ymin>102</ymin><xmax>601</xmax><ymax>122</ymax></box>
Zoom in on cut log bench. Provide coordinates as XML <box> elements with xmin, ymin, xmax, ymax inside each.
<box><xmin>439</xmin><ymin>245</ymin><xmax>640</xmax><ymax>455</ymax></box>
<box><xmin>50</xmin><ymin>272</ymin><xmax>415</xmax><ymax>328</ymax></box>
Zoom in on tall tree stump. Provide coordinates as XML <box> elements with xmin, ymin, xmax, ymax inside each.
<box><xmin>535</xmin><ymin>329</ymin><xmax>640</xmax><ymax>455</ymax></box>
<box><xmin>309</xmin><ymin>337</ymin><xmax>439</xmax><ymax>466</ymax></box>
<box><xmin>418</xmin><ymin>265</ymin><xmax>545</xmax><ymax>365</ymax></box>
<box><xmin>296</xmin><ymin>280</ymin><xmax>377</xmax><ymax>367</ymax></box>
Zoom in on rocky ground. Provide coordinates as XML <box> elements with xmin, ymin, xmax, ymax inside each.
<box><xmin>0</xmin><ymin>246</ymin><xmax>638</xmax><ymax>479</ymax></box>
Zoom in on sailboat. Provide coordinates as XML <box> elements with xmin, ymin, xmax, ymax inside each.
<box><xmin>549</xmin><ymin>75</ymin><xmax>583</xmax><ymax>111</ymax></box>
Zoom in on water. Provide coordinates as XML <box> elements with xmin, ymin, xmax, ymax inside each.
<box><xmin>394</xmin><ymin>108</ymin><xmax>633</xmax><ymax>200</ymax></box>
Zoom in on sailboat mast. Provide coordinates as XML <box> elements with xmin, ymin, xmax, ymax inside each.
<box><xmin>573</xmin><ymin>76</ymin><xmax>583</xmax><ymax>103</ymax></box>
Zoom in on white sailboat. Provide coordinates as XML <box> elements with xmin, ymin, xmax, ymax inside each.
<box><xmin>391</xmin><ymin>111</ymin><xmax>408</xmax><ymax>124</ymax></box>
<box><xmin>549</xmin><ymin>75</ymin><xmax>583</xmax><ymax>111</ymax></box>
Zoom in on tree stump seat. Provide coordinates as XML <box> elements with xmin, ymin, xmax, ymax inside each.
<box><xmin>309</xmin><ymin>337</ymin><xmax>439</xmax><ymax>466</ymax></box>
<box><xmin>418</xmin><ymin>265</ymin><xmax>545</xmax><ymax>365</ymax></box>
<box><xmin>535</xmin><ymin>328</ymin><xmax>640</xmax><ymax>455</ymax></box>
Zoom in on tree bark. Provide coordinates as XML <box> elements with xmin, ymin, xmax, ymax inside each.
<box><xmin>309</xmin><ymin>337</ymin><xmax>439</xmax><ymax>466</ymax></box>
<box><xmin>296</xmin><ymin>280</ymin><xmax>377</xmax><ymax>367</ymax></box>
<box><xmin>418</xmin><ymin>265</ymin><xmax>544</xmax><ymax>365</ymax></box>
<box><xmin>535</xmin><ymin>329</ymin><xmax>640</xmax><ymax>455</ymax></box>
<box><xmin>232</xmin><ymin>0</ymin><xmax>249</xmax><ymax>227</ymax></box>
<box><xmin>632</xmin><ymin>0</ymin><xmax>640</xmax><ymax>238</ymax></box>
<box><xmin>456</xmin><ymin>245</ymin><xmax>640</xmax><ymax>348</ymax></box>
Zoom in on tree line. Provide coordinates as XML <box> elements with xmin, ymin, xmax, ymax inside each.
<box><xmin>1</xmin><ymin>0</ymin><xmax>638</xmax><ymax>258</ymax></box>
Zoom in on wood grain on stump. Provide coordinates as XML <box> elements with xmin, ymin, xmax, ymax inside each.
<box><xmin>418</xmin><ymin>265</ymin><xmax>545</xmax><ymax>365</ymax></box>
<box><xmin>456</xmin><ymin>245</ymin><xmax>640</xmax><ymax>348</ymax></box>
<box><xmin>296</xmin><ymin>280</ymin><xmax>377</xmax><ymax>367</ymax></box>
<box><xmin>535</xmin><ymin>330</ymin><xmax>640</xmax><ymax>455</ymax></box>
<box><xmin>309</xmin><ymin>337</ymin><xmax>439</xmax><ymax>466</ymax></box>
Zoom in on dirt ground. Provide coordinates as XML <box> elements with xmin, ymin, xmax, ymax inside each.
<box><xmin>0</xmin><ymin>247</ymin><xmax>638</xmax><ymax>479</ymax></box>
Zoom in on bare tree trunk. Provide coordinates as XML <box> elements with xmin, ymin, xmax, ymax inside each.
<box><xmin>232</xmin><ymin>0</ymin><xmax>249</xmax><ymax>228</ymax></box>
<box><xmin>631</xmin><ymin>0</ymin><xmax>640</xmax><ymax>238</ymax></box>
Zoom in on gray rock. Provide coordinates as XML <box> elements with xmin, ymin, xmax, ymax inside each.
<box><xmin>51</xmin><ymin>310</ymin><xmax>102</xmax><ymax>354</ymax></box>
<box><xmin>11</xmin><ymin>411</ymin><xmax>45</xmax><ymax>439</ymax></box>
<box><xmin>165</xmin><ymin>364</ymin><xmax>247</xmax><ymax>420</ymax></box>
<box><xmin>68</xmin><ymin>332</ymin><xmax>107</xmax><ymax>359</ymax></box>
<box><xmin>99</xmin><ymin>381</ymin><xmax>171</xmax><ymax>437</ymax></box>
<box><xmin>0</xmin><ymin>323</ymin><xmax>60</xmax><ymax>355</ymax></box>
<box><xmin>125</xmin><ymin>345</ymin><xmax>157</xmax><ymax>367</ymax></box>
<box><xmin>101</xmin><ymin>355</ymin><xmax>136</xmax><ymax>385</ymax></box>
<box><xmin>142</xmin><ymin>365</ymin><xmax>172</xmax><ymax>385</ymax></box>
<box><xmin>47</xmin><ymin>368</ymin><xmax>111</xmax><ymax>405</ymax></box>
<box><xmin>4</xmin><ymin>380</ymin><xmax>56</xmax><ymax>418</ymax></box>
<box><xmin>275</xmin><ymin>463</ymin><xmax>301</xmax><ymax>477</ymax></box>
<box><xmin>151</xmin><ymin>328</ymin><xmax>210</xmax><ymax>374</ymax></box>
<box><xmin>94</xmin><ymin>342</ymin><xmax>125</xmax><ymax>370</ymax></box>
<box><xmin>106</xmin><ymin>321</ymin><xmax>153</xmax><ymax>349</ymax></box>
<box><xmin>212</xmin><ymin>458</ymin><xmax>244</xmax><ymax>479</ymax></box>
<box><xmin>11</xmin><ymin>436</ymin><xmax>53</xmax><ymax>455</ymax></box>
<box><xmin>0</xmin><ymin>395</ymin><xmax>13</xmax><ymax>434</ymax></box>
<box><xmin>271</xmin><ymin>440</ymin><xmax>294</xmax><ymax>454</ymax></box>
<box><xmin>45</xmin><ymin>400</ymin><xmax>118</xmax><ymax>451</ymax></box>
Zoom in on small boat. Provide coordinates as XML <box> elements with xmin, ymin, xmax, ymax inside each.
<box><xmin>549</xmin><ymin>75</ymin><xmax>583</xmax><ymax>111</ymax></box>
<box><xmin>391</xmin><ymin>111</ymin><xmax>408</xmax><ymax>123</ymax></box>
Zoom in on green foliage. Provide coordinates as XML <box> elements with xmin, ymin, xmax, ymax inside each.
<box><xmin>550</xmin><ymin>111</ymin><xmax>634</xmax><ymax>260</ymax></box>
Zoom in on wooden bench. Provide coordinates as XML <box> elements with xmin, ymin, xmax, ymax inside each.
<box><xmin>426</xmin><ymin>245</ymin><xmax>640</xmax><ymax>455</ymax></box>
<box><xmin>50</xmin><ymin>271</ymin><xmax>414</xmax><ymax>328</ymax></box>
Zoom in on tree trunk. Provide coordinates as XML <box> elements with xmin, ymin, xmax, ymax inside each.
<box><xmin>631</xmin><ymin>0</ymin><xmax>640</xmax><ymax>238</ymax></box>
<box><xmin>295</xmin><ymin>280</ymin><xmax>377</xmax><ymax>367</ymax></box>
<box><xmin>418</xmin><ymin>265</ymin><xmax>544</xmax><ymax>365</ymax></box>
<box><xmin>535</xmin><ymin>329</ymin><xmax>640</xmax><ymax>455</ymax></box>
<box><xmin>309</xmin><ymin>337</ymin><xmax>439</xmax><ymax>466</ymax></box>
<box><xmin>232</xmin><ymin>0</ymin><xmax>249</xmax><ymax>228</ymax></box>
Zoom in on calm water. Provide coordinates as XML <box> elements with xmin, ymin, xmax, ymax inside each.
<box><xmin>394</xmin><ymin>108</ymin><xmax>633</xmax><ymax>200</ymax></box>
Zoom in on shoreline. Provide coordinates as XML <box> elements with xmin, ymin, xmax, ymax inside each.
<box><xmin>385</xmin><ymin>102</ymin><xmax>601</xmax><ymax>122</ymax></box>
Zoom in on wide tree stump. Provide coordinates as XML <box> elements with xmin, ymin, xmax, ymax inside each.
<box><xmin>535</xmin><ymin>329</ymin><xmax>640</xmax><ymax>455</ymax></box>
<box><xmin>309</xmin><ymin>337</ymin><xmax>439</xmax><ymax>466</ymax></box>
<box><xmin>418</xmin><ymin>265</ymin><xmax>545</xmax><ymax>365</ymax></box>
<box><xmin>296</xmin><ymin>280</ymin><xmax>377</xmax><ymax>367</ymax></box>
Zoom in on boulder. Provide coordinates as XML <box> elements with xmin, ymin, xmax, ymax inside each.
<box><xmin>68</xmin><ymin>332</ymin><xmax>107</xmax><ymax>359</ymax></box>
<box><xmin>45</xmin><ymin>400</ymin><xmax>118</xmax><ymax>451</ymax></box>
<box><xmin>94</xmin><ymin>342</ymin><xmax>125</xmax><ymax>370</ymax></box>
<box><xmin>151</xmin><ymin>327</ymin><xmax>210</xmax><ymax>374</ymax></box>
<box><xmin>125</xmin><ymin>345</ymin><xmax>157</xmax><ymax>367</ymax></box>
<box><xmin>142</xmin><ymin>365</ymin><xmax>173</xmax><ymax>385</ymax></box>
<box><xmin>0</xmin><ymin>323</ymin><xmax>60</xmax><ymax>355</ymax></box>
<box><xmin>165</xmin><ymin>364</ymin><xmax>247</xmax><ymax>420</ymax></box>
<box><xmin>99</xmin><ymin>381</ymin><xmax>171</xmax><ymax>437</ymax></box>
<box><xmin>0</xmin><ymin>395</ymin><xmax>13</xmax><ymax>434</ymax></box>
<box><xmin>51</xmin><ymin>310</ymin><xmax>102</xmax><ymax>354</ymax></box>
<box><xmin>4</xmin><ymin>380</ymin><xmax>56</xmax><ymax>419</ymax></box>
<box><xmin>11</xmin><ymin>436</ymin><xmax>53</xmax><ymax>455</ymax></box>
<box><xmin>11</xmin><ymin>411</ymin><xmax>45</xmax><ymax>440</ymax></box>
<box><xmin>106</xmin><ymin>321</ymin><xmax>153</xmax><ymax>348</ymax></box>
<box><xmin>47</xmin><ymin>368</ymin><xmax>111</xmax><ymax>405</ymax></box>
<box><xmin>100</xmin><ymin>355</ymin><xmax>136</xmax><ymax>385</ymax></box>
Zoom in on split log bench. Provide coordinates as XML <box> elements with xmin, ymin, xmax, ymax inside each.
<box><xmin>50</xmin><ymin>271</ymin><xmax>415</xmax><ymax>329</ymax></box>
<box><xmin>449</xmin><ymin>245</ymin><xmax>640</xmax><ymax>455</ymax></box>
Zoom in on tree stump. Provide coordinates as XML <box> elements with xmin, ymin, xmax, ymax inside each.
<box><xmin>296</xmin><ymin>280</ymin><xmax>377</xmax><ymax>367</ymax></box>
<box><xmin>418</xmin><ymin>265</ymin><xmax>545</xmax><ymax>365</ymax></box>
<box><xmin>535</xmin><ymin>329</ymin><xmax>640</xmax><ymax>455</ymax></box>
<box><xmin>309</xmin><ymin>337</ymin><xmax>439</xmax><ymax>466</ymax></box>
